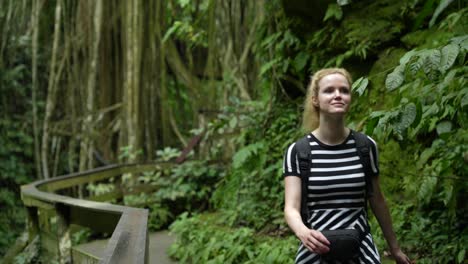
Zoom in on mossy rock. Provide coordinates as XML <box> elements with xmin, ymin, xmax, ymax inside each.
<box><xmin>401</xmin><ymin>29</ymin><xmax>455</xmax><ymax>49</ymax></box>
<box><xmin>335</xmin><ymin>0</ymin><xmax>407</xmax><ymax>53</ymax></box>
<box><xmin>368</xmin><ymin>47</ymin><xmax>407</xmax><ymax>110</ymax></box>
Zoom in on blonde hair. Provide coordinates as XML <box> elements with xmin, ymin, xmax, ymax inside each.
<box><xmin>302</xmin><ymin>68</ymin><xmax>353</xmax><ymax>132</ymax></box>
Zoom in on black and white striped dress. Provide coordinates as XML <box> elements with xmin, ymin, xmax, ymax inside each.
<box><xmin>283</xmin><ymin>132</ymin><xmax>381</xmax><ymax>264</ymax></box>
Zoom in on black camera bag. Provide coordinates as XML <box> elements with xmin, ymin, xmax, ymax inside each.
<box><xmin>321</xmin><ymin>229</ymin><xmax>364</xmax><ymax>261</ymax></box>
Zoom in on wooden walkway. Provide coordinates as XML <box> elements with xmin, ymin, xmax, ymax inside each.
<box><xmin>75</xmin><ymin>231</ymin><xmax>177</xmax><ymax>264</ymax></box>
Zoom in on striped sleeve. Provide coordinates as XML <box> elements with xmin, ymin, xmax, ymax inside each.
<box><xmin>282</xmin><ymin>142</ymin><xmax>301</xmax><ymax>177</ymax></box>
<box><xmin>366</xmin><ymin>135</ymin><xmax>380</xmax><ymax>177</ymax></box>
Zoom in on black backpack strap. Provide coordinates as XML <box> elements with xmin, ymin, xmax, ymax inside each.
<box><xmin>353</xmin><ymin>130</ymin><xmax>375</xmax><ymax>234</ymax></box>
<box><xmin>295</xmin><ymin>136</ymin><xmax>312</xmax><ymax>226</ymax></box>
<box><xmin>353</xmin><ymin>130</ymin><xmax>374</xmax><ymax>198</ymax></box>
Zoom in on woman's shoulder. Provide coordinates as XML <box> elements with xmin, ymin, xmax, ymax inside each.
<box><xmin>283</xmin><ymin>134</ymin><xmax>313</xmax><ymax>155</ymax></box>
<box><xmin>352</xmin><ymin>130</ymin><xmax>378</xmax><ymax>148</ymax></box>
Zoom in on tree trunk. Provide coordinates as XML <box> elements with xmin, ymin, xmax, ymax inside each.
<box><xmin>96</xmin><ymin>0</ymin><xmax>121</xmax><ymax>163</ymax></box>
<box><xmin>122</xmin><ymin>0</ymin><xmax>143</xmax><ymax>162</ymax></box>
<box><xmin>31</xmin><ymin>0</ymin><xmax>43</xmax><ymax>179</ymax></box>
<box><xmin>0</xmin><ymin>0</ymin><xmax>14</xmax><ymax>68</ymax></box>
<box><xmin>79</xmin><ymin>0</ymin><xmax>103</xmax><ymax>171</ymax></box>
<box><xmin>41</xmin><ymin>0</ymin><xmax>63</xmax><ymax>179</ymax></box>
<box><xmin>204</xmin><ymin>0</ymin><xmax>218</xmax><ymax>109</ymax></box>
<box><xmin>157</xmin><ymin>3</ymin><xmax>171</xmax><ymax>147</ymax></box>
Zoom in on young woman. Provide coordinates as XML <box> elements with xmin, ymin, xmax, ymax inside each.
<box><xmin>283</xmin><ymin>68</ymin><xmax>411</xmax><ymax>264</ymax></box>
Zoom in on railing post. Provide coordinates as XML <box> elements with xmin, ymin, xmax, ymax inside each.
<box><xmin>56</xmin><ymin>204</ymin><xmax>72</xmax><ymax>264</ymax></box>
<box><xmin>26</xmin><ymin>206</ymin><xmax>39</xmax><ymax>242</ymax></box>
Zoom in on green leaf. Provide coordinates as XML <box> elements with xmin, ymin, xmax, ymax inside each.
<box><xmin>386</xmin><ymin>65</ymin><xmax>405</xmax><ymax>91</ymax></box>
<box><xmin>423</xmin><ymin>49</ymin><xmax>441</xmax><ymax>78</ymax></box>
<box><xmin>177</xmin><ymin>0</ymin><xmax>190</xmax><ymax>8</ymax></box>
<box><xmin>365</xmin><ymin>117</ymin><xmax>379</xmax><ymax>136</ymax></box>
<box><xmin>229</xmin><ymin>117</ymin><xmax>238</xmax><ymax>128</ymax></box>
<box><xmin>436</xmin><ymin>121</ymin><xmax>452</xmax><ymax>135</ymax></box>
<box><xmin>441</xmin><ymin>69</ymin><xmax>457</xmax><ymax>88</ymax></box>
<box><xmin>409</xmin><ymin>57</ymin><xmax>423</xmax><ymax>75</ymax></box>
<box><xmin>458</xmin><ymin>249</ymin><xmax>466</xmax><ymax>264</ymax></box>
<box><xmin>417</xmin><ymin>148</ymin><xmax>435</xmax><ymax>169</ymax></box>
<box><xmin>461</xmin><ymin>93</ymin><xmax>468</xmax><ymax>107</ymax></box>
<box><xmin>334</xmin><ymin>54</ymin><xmax>345</xmax><ymax>67</ymax></box>
<box><xmin>323</xmin><ymin>4</ymin><xmax>342</xmax><ymax>22</ymax></box>
<box><xmin>413</xmin><ymin>100</ymin><xmax>423</xmax><ymax>128</ymax></box>
<box><xmin>461</xmin><ymin>37</ymin><xmax>468</xmax><ymax>52</ymax></box>
<box><xmin>399</xmin><ymin>49</ymin><xmax>418</xmax><ymax>66</ymax></box>
<box><xmin>352</xmin><ymin>77</ymin><xmax>369</xmax><ymax>96</ymax></box>
<box><xmin>440</xmin><ymin>44</ymin><xmax>459</xmax><ymax>72</ymax></box>
<box><xmin>425</xmin><ymin>103</ymin><xmax>440</xmax><ymax>117</ymax></box>
<box><xmin>293</xmin><ymin>52</ymin><xmax>310</xmax><ymax>72</ymax></box>
<box><xmin>395</xmin><ymin>103</ymin><xmax>417</xmax><ymax>136</ymax></box>
<box><xmin>260</xmin><ymin>32</ymin><xmax>282</xmax><ymax>48</ymax></box>
<box><xmin>442</xmin><ymin>184</ymin><xmax>453</xmax><ymax>206</ymax></box>
<box><xmin>418</xmin><ymin>176</ymin><xmax>437</xmax><ymax>205</ymax></box>
<box><xmin>429</xmin><ymin>0</ymin><xmax>455</xmax><ymax>27</ymax></box>
<box><xmin>259</xmin><ymin>58</ymin><xmax>281</xmax><ymax>76</ymax></box>
<box><xmin>232</xmin><ymin>143</ymin><xmax>263</xmax><ymax>169</ymax></box>
<box><xmin>428</xmin><ymin>117</ymin><xmax>439</xmax><ymax>131</ymax></box>
<box><xmin>162</xmin><ymin>21</ymin><xmax>182</xmax><ymax>42</ymax></box>
<box><xmin>450</xmin><ymin>35</ymin><xmax>468</xmax><ymax>45</ymax></box>
<box><xmin>336</xmin><ymin>0</ymin><xmax>351</xmax><ymax>6</ymax></box>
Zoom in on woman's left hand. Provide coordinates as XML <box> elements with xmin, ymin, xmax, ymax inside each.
<box><xmin>391</xmin><ymin>248</ymin><xmax>412</xmax><ymax>264</ymax></box>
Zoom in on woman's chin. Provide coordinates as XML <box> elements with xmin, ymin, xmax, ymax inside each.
<box><xmin>322</xmin><ymin>110</ymin><xmax>348</xmax><ymax>116</ymax></box>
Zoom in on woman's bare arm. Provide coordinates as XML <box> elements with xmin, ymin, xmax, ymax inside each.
<box><xmin>369</xmin><ymin>176</ymin><xmax>411</xmax><ymax>264</ymax></box>
<box><xmin>284</xmin><ymin>176</ymin><xmax>329</xmax><ymax>254</ymax></box>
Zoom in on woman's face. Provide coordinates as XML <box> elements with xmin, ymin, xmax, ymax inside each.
<box><xmin>313</xmin><ymin>73</ymin><xmax>351</xmax><ymax>116</ymax></box>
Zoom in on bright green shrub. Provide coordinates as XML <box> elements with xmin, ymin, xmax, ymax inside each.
<box><xmin>169</xmin><ymin>213</ymin><xmax>296</xmax><ymax>264</ymax></box>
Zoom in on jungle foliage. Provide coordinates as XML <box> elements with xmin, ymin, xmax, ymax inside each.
<box><xmin>1</xmin><ymin>0</ymin><xmax>467</xmax><ymax>263</ymax></box>
<box><xmin>167</xmin><ymin>0</ymin><xmax>468</xmax><ymax>263</ymax></box>
<box><xmin>0</xmin><ymin>2</ymin><xmax>38</xmax><ymax>255</ymax></box>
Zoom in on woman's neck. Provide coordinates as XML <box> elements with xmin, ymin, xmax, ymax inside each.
<box><xmin>313</xmin><ymin>116</ymin><xmax>349</xmax><ymax>145</ymax></box>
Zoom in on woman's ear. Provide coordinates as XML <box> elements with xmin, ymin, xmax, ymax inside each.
<box><xmin>312</xmin><ymin>96</ymin><xmax>319</xmax><ymax>107</ymax></box>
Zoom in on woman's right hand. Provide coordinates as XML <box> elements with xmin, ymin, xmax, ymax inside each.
<box><xmin>284</xmin><ymin>177</ymin><xmax>330</xmax><ymax>254</ymax></box>
<box><xmin>297</xmin><ymin>228</ymin><xmax>330</xmax><ymax>255</ymax></box>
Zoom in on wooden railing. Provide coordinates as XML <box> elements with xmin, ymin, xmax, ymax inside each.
<box><xmin>20</xmin><ymin>163</ymin><xmax>171</xmax><ymax>264</ymax></box>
